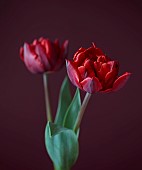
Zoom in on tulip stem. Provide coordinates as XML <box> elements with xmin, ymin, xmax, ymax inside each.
<box><xmin>43</xmin><ymin>73</ymin><xmax>52</xmax><ymax>122</ymax></box>
<box><xmin>74</xmin><ymin>92</ymin><xmax>91</xmax><ymax>133</ymax></box>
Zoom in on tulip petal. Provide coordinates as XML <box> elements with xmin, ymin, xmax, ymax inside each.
<box><xmin>80</xmin><ymin>76</ymin><xmax>102</xmax><ymax>93</ymax></box>
<box><xmin>78</xmin><ymin>66</ymin><xmax>86</xmax><ymax>79</ymax></box>
<box><xmin>100</xmin><ymin>88</ymin><xmax>112</xmax><ymax>93</ymax></box>
<box><xmin>20</xmin><ymin>47</ymin><xmax>24</xmax><ymax>61</ymax></box>
<box><xmin>32</xmin><ymin>39</ymin><xmax>38</xmax><ymax>45</ymax></box>
<box><xmin>93</xmin><ymin>76</ymin><xmax>102</xmax><ymax>91</ymax></box>
<box><xmin>84</xmin><ymin>59</ymin><xmax>95</xmax><ymax>77</ymax></box>
<box><xmin>66</xmin><ymin>60</ymin><xmax>82</xmax><ymax>89</ymax></box>
<box><xmin>35</xmin><ymin>44</ymin><xmax>51</xmax><ymax>70</ymax></box>
<box><xmin>81</xmin><ymin>77</ymin><xmax>94</xmax><ymax>93</ymax></box>
<box><xmin>107</xmin><ymin>61</ymin><xmax>119</xmax><ymax>71</ymax></box>
<box><xmin>97</xmin><ymin>55</ymin><xmax>110</xmax><ymax>63</ymax></box>
<box><xmin>54</xmin><ymin>39</ymin><xmax>60</xmax><ymax>55</ymax></box>
<box><xmin>104</xmin><ymin>61</ymin><xmax>119</xmax><ymax>88</ymax></box>
<box><xmin>94</xmin><ymin>61</ymin><xmax>102</xmax><ymax>73</ymax></box>
<box><xmin>112</xmin><ymin>72</ymin><xmax>131</xmax><ymax>91</ymax></box>
<box><xmin>23</xmin><ymin>43</ymin><xmax>45</xmax><ymax>73</ymax></box>
<box><xmin>74</xmin><ymin>52</ymin><xmax>86</xmax><ymax>66</ymax></box>
<box><xmin>53</xmin><ymin>40</ymin><xmax>69</xmax><ymax>71</ymax></box>
<box><xmin>73</xmin><ymin>47</ymin><xmax>86</xmax><ymax>61</ymax></box>
<box><xmin>98</xmin><ymin>63</ymin><xmax>111</xmax><ymax>80</ymax></box>
<box><xmin>95</xmin><ymin>48</ymin><xmax>104</xmax><ymax>56</ymax></box>
<box><xmin>59</xmin><ymin>40</ymin><xmax>69</xmax><ymax>65</ymax></box>
<box><xmin>105</xmin><ymin>70</ymin><xmax>117</xmax><ymax>89</ymax></box>
<box><xmin>61</xmin><ymin>40</ymin><xmax>69</xmax><ymax>59</ymax></box>
<box><xmin>43</xmin><ymin>39</ymin><xmax>57</xmax><ymax>66</ymax></box>
<box><xmin>84</xmin><ymin>47</ymin><xmax>98</xmax><ymax>62</ymax></box>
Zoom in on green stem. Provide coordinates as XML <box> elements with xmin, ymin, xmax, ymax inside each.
<box><xmin>43</xmin><ymin>73</ymin><xmax>52</xmax><ymax>122</ymax></box>
<box><xmin>74</xmin><ymin>92</ymin><xmax>91</xmax><ymax>132</ymax></box>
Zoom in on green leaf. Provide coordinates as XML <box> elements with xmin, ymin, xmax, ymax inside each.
<box><xmin>63</xmin><ymin>88</ymin><xmax>81</xmax><ymax>130</ymax></box>
<box><xmin>45</xmin><ymin>122</ymin><xmax>79</xmax><ymax>170</ymax></box>
<box><xmin>55</xmin><ymin>77</ymin><xmax>72</xmax><ymax>125</ymax></box>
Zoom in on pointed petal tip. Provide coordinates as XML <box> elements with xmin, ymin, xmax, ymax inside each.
<box><xmin>23</xmin><ymin>42</ymin><xmax>29</xmax><ymax>49</ymax></box>
<box><xmin>20</xmin><ymin>47</ymin><xmax>24</xmax><ymax>61</ymax></box>
<box><xmin>120</xmin><ymin>72</ymin><xmax>132</xmax><ymax>80</ymax></box>
<box><xmin>92</xmin><ymin>42</ymin><xmax>96</xmax><ymax>48</ymax></box>
<box><xmin>112</xmin><ymin>72</ymin><xmax>131</xmax><ymax>92</ymax></box>
<box><xmin>63</xmin><ymin>40</ymin><xmax>69</xmax><ymax>47</ymax></box>
<box><xmin>65</xmin><ymin>59</ymin><xmax>70</xmax><ymax>66</ymax></box>
<box><xmin>19</xmin><ymin>46</ymin><xmax>23</xmax><ymax>53</ymax></box>
<box><xmin>125</xmin><ymin>72</ymin><xmax>132</xmax><ymax>76</ymax></box>
<box><xmin>64</xmin><ymin>39</ymin><xmax>69</xmax><ymax>43</ymax></box>
<box><xmin>54</xmin><ymin>38</ymin><xmax>59</xmax><ymax>43</ymax></box>
<box><xmin>39</xmin><ymin>37</ymin><xmax>44</xmax><ymax>41</ymax></box>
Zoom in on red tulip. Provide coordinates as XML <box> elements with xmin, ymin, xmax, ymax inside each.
<box><xmin>66</xmin><ymin>43</ymin><xmax>131</xmax><ymax>93</ymax></box>
<box><xmin>20</xmin><ymin>37</ymin><xmax>69</xmax><ymax>74</ymax></box>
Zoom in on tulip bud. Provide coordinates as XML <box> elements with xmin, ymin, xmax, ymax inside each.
<box><xmin>20</xmin><ymin>38</ymin><xmax>69</xmax><ymax>74</ymax></box>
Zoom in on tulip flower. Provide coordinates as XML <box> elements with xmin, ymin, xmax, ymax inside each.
<box><xmin>66</xmin><ymin>43</ymin><xmax>131</xmax><ymax>93</ymax></box>
<box><xmin>20</xmin><ymin>37</ymin><xmax>69</xmax><ymax>74</ymax></box>
<box><xmin>20</xmin><ymin>37</ymin><xmax>69</xmax><ymax>122</ymax></box>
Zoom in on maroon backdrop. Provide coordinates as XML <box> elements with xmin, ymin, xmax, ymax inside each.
<box><xmin>0</xmin><ymin>0</ymin><xmax>142</xmax><ymax>169</ymax></box>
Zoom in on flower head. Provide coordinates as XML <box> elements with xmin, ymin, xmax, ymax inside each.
<box><xmin>20</xmin><ymin>37</ymin><xmax>69</xmax><ymax>74</ymax></box>
<box><xmin>66</xmin><ymin>43</ymin><xmax>131</xmax><ymax>93</ymax></box>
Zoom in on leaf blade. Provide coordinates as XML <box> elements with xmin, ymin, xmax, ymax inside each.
<box><xmin>63</xmin><ymin>88</ymin><xmax>81</xmax><ymax>130</ymax></box>
<box><xmin>55</xmin><ymin>77</ymin><xmax>72</xmax><ymax>125</ymax></box>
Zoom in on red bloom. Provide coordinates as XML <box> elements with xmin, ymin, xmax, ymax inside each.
<box><xmin>66</xmin><ymin>43</ymin><xmax>131</xmax><ymax>93</ymax></box>
<box><xmin>20</xmin><ymin>37</ymin><xmax>69</xmax><ymax>74</ymax></box>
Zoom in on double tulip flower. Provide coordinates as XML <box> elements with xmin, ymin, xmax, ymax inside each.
<box><xmin>66</xmin><ymin>43</ymin><xmax>130</xmax><ymax>93</ymax></box>
<box><xmin>20</xmin><ymin>37</ymin><xmax>69</xmax><ymax>74</ymax></box>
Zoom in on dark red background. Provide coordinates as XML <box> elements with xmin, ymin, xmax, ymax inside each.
<box><xmin>0</xmin><ymin>0</ymin><xmax>142</xmax><ymax>169</ymax></box>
